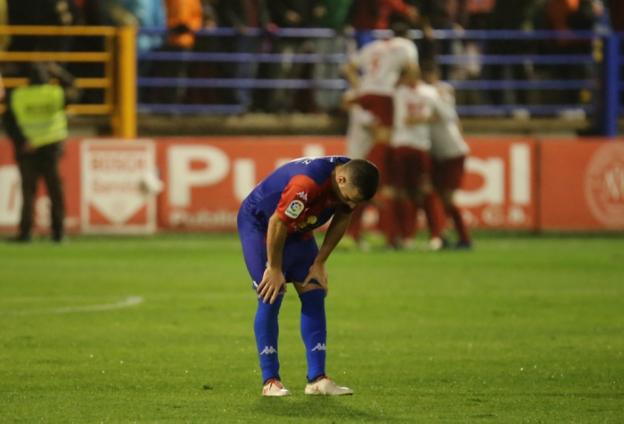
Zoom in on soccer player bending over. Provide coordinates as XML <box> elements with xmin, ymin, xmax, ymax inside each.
<box><xmin>237</xmin><ymin>157</ymin><xmax>379</xmax><ymax>396</ymax></box>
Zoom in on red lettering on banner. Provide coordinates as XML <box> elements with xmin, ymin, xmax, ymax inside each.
<box><xmin>157</xmin><ymin>137</ymin><xmax>342</xmax><ymax>230</ymax></box>
<box><xmin>458</xmin><ymin>139</ymin><xmax>536</xmax><ymax>229</ymax></box>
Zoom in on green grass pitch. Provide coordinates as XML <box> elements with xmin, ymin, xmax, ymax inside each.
<box><xmin>1</xmin><ymin>233</ymin><xmax>623</xmax><ymax>423</ymax></box>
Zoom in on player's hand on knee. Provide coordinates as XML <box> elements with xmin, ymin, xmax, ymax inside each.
<box><xmin>302</xmin><ymin>263</ymin><xmax>328</xmax><ymax>293</ymax></box>
<box><xmin>258</xmin><ymin>267</ymin><xmax>286</xmax><ymax>304</ymax></box>
<box><xmin>302</xmin><ymin>276</ymin><xmax>328</xmax><ymax>294</ymax></box>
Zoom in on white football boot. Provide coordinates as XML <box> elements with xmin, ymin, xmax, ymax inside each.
<box><xmin>428</xmin><ymin>236</ymin><xmax>444</xmax><ymax>251</ymax></box>
<box><xmin>262</xmin><ymin>378</ymin><xmax>291</xmax><ymax>397</ymax></box>
<box><xmin>304</xmin><ymin>377</ymin><xmax>354</xmax><ymax>396</ymax></box>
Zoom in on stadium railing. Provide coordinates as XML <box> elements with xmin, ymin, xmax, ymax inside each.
<box><xmin>0</xmin><ymin>25</ymin><xmax>136</xmax><ymax>137</ymax></box>
<box><xmin>137</xmin><ymin>27</ymin><xmax>623</xmax><ymax>136</ymax></box>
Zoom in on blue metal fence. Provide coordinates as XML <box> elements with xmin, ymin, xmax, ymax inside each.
<box><xmin>137</xmin><ymin>28</ymin><xmax>623</xmax><ymax>136</ymax></box>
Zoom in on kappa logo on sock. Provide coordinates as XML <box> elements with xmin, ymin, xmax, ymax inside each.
<box><xmin>311</xmin><ymin>343</ymin><xmax>326</xmax><ymax>352</ymax></box>
<box><xmin>260</xmin><ymin>345</ymin><xmax>277</xmax><ymax>355</ymax></box>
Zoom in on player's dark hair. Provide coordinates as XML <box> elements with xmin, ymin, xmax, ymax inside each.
<box><xmin>391</xmin><ymin>22</ymin><xmax>411</xmax><ymax>39</ymax></box>
<box><xmin>345</xmin><ymin>159</ymin><xmax>379</xmax><ymax>201</ymax></box>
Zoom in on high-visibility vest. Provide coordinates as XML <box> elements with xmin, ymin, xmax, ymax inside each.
<box><xmin>10</xmin><ymin>84</ymin><xmax>68</xmax><ymax>147</ymax></box>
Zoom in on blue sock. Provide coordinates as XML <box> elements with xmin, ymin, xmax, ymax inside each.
<box><xmin>299</xmin><ymin>290</ymin><xmax>327</xmax><ymax>382</ymax></box>
<box><xmin>254</xmin><ymin>295</ymin><xmax>283</xmax><ymax>383</ymax></box>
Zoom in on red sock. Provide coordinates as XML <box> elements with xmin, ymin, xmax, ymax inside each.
<box><xmin>423</xmin><ymin>193</ymin><xmax>443</xmax><ymax>239</ymax></box>
<box><xmin>404</xmin><ymin>199</ymin><xmax>418</xmax><ymax>239</ymax></box>
<box><xmin>393</xmin><ymin>198</ymin><xmax>414</xmax><ymax>240</ymax></box>
<box><xmin>449</xmin><ymin>204</ymin><xmax>470</xmax><ymax>243</ymax></box>
<box><xmin>378</xmin><ymin>194</ymin><xmax>399</xmax><ymax>247</ymax></box>
<box><xmin>433</xmin><ymin>194</ymin><xmax>448</xmax><ymax>236</ymax></box>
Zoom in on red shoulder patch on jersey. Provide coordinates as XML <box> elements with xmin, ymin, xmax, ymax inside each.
<box><xmin>276</xmin><ymin>175</ymin><xmax>321</xmax><ymax>224</ymax></box>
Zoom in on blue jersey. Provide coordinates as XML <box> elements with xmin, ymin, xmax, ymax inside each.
<box><xmin>240</xmin><ymin>156</ymin><xmax>351</xmax><ymax>235</ymax></box>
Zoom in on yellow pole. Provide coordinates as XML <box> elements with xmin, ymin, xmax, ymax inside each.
<box><xmin>116</xmin><ymin>26</ymin><xmax>137</xmax><ymax>138</ymax></box>
<box><xmin>104</xmin><ymin>34</ymin><xmax>114</xmax><ymax>115</ymax></box>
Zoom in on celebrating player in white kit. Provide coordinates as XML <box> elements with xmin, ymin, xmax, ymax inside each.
<box><xmin>391</xmin><ymin>69</ymin><xmax>445</xmax><ymax>250</ymax></box>
<box><xmin>422</xmin><ymin>63</ymin><xmax>472</xmax><ymax>249</ymax></box>
<box><xmin>343</xmin><ymin>104</ymin><xmax>377</xmax><ymax>249</ymax></box>
<box><xmin>342</xmin><ymin>22</ymin><xmax>419</xmax><ymax>249</ymax></box>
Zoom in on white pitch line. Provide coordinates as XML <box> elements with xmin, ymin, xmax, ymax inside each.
<box><xmin>4</xmin><ymin>296</ymin><xmax>144</xmax><ymax>316</ymax></box>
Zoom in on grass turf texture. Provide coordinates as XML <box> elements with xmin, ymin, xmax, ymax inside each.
<box><xmin>0</xmin><ymin>233</ymin><xmax>623</xmax><ymax>423</ymax></box>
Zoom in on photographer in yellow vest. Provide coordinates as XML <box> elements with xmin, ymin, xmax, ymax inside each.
<box><xmin>3</xmin><ymin>63</ymin><xmax>73</xmax><ymax>243</ymax></box>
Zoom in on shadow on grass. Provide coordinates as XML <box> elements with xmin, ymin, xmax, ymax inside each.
<box><xmin>252</xmin><ymin>397</ymin><xmax>395</xmax><ymax>422</ymax></box>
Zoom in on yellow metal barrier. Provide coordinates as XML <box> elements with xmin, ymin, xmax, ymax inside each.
<box><xmin>116</xmin><ymin>26</ymin><xmax>137</xmax><ymax>139</ymax></box>
<box><xmin>0</xmin><ymin>25</ymin><xmax>136</xmax><ymax>138</ymax></box>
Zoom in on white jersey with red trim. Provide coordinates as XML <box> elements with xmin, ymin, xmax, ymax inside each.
<box><xmin>392</xmin><ymin>83</ymin><xmax>439</xmax><ymax>150</ymax></box>
<box><xmin>351</xmin><ymin>37</ymin><xmax>418</xmax><ymax>96</ymax></box>
<box><xmin>346</xmin><ymin>105</ymin><xmax>375</xmax><ymax>159</ymax></box>
<box><xmin>430</xmin><ymin>81</ymin><xmax>470</xmax><ymax>160</ymax></box>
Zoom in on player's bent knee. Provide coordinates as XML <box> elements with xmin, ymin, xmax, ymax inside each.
<box><xmin>294</xmin><ymin>281</ymin><xmax>324</xmax><ymax>294</ymax></box>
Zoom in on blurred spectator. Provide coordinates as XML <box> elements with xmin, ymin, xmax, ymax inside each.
<box><xmin>187</xmin><ymin>0</ymin><xmax>220</xmax><ymax>105</ymax></box>
<box><xmin>311</xmin><ymin>0</ymin><xmax>353</xmax><ymax>113</ymax></box>
<box><xmin>100</xmin><ymin>0</ymin><xmax>138</xmax><ymax>25</ymax></box>
<box><xmin>351</xmin><ymin>0</ymin><xmax>419</xmax><ymax>47</ymax></box>
<box><xmin>591</xmin><ymin>0</ymin><xmax>610</xmax><ymax>33</ymax></box>
<box><xmin>2</xmin><ymin>63</ymin><xmax>76</xmax><ymax>243</ymax></box>
<box><xmin>266</xmin><ymin>0</ymin><xmax>322</xmax><ymax>112</ymax></box>
<box><xmin>416</xmin><ymin>0</ymin><xmax>466</xmax><ymax>79</ymax></box>
<box><xmin>455</xmin><ymin>0</ymin><xmax>496</xmax><ymax>105</ymax></box>
<box><xmin>485</xmin><ymin>0</ymin><xmax>537</xmax><ymax>109</ymax></box>
<box><xmin>607</xmin><ymin>0</ymin><xmax>623</xmax><ymax>30</ymax></box>
<box><xmin>547</xmin><ymin>0</ymin><xmax>590</xmax><ymax>32</ymax></box>
<box><xmin>8</xmin><ymin>0</ymin><xmax>79</xmax><ymax>52</ymax></box>
<box><xmin>459</xmin><ymin>0</ymin><xmax>495</xmax><ymax>29</ymax></box>
<box><xmin>218</xmin><ymin>0</ymin><xmax>273</xmax><ymax>111</ymax></box>
<box><xmin>201</xmin><ymin>0</ymin><xmax>218</xmax><ymax>27</ymax></box>
<box><xmin>546</xmin><ymin>0</ymin><xmax>598</xmax><ymax>108</ymax></box>
<box><xmin>66</xmin><ymin>0</ymin><xmax>107</xmax><ymax>104</ymax></box>
<box><xmin>121</xmin><ymin>0</ymin><xmax>167</xmax><ymax>53</ymax></box>
<box><xmin>165</xmin><ymin>0</ymin><xmax>202</xmax><ymax>51</ymax></box>
<box><xmin>156</xmin><ymin>0</ymin><xmax>202</xmax><ymax>104</ymax></box>
<box><xmin>268</xmin><ymin>0</ymin><xmax>319</xmax><ymax>28</ymax></box>
<box><xmin>122</xmin><ymin>0</ymin><xmax>167</xmax><ymax>104</ymax></box>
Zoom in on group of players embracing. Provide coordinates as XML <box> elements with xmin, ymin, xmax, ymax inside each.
<box><xmin>342</xmin><ymin>23</ymin><xmax>472</xmax><ymax>251</ymax></box>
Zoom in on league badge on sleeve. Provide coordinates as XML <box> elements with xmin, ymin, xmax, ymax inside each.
<box><xmin>285</xmin><ymin>200</ymin><xmax>305</xmax><ymax>219</ymax></box>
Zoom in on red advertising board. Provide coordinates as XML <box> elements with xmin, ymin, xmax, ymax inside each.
<box><xmin>539</xmin><ymin>139</ymin><xmax>624</xmax><ymax>230</ymax></box>
<box><xmin>156</xmin><ymin>136</ymin><xmax>346</xmax><ymax>231</ymax></box>
<box><xmin>155</xmin><ymin>136</ymin><xmax>536</xmax><ymax>231</ymax></box>
<box><xmin>81</xmin><ymin>140</ymin><xmax>158</xmax><ymax>234</ymax></box>
<box><xmin>2</xmin><ymin>135</ymin><xmax>621</xmax><ymax>234</ymax></box>
<box><xmin>460</xmin><ymin>138</ymin><xmax>537</xmax><ymax>229</ymax></box>
<box><xmin>0</xmin><ymin>139</ymin><xmax>81</xmax><ymax>235</ymax></box>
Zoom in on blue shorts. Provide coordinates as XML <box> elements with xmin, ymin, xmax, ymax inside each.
<box><xmin>237</xmin><ymin>208</ymin><xmax>319</xmax><ymax>290</ymax></box>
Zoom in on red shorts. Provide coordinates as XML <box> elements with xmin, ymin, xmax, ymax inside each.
<box><xmin>356</xmin><ymin>94</ymin><xmax>394</xmax><ymax>127</ymax></box>
<box><xmin>433</xmin><ymin>156</ymin><xmax>466</xmax><ymax>191</ymax></box>
<box><xmin>391</xmin><ymin>146</ymin><xmax>432</xmax><ymax>190</ymax></box>
<box><xmin>366</xmin><ymin>143</ymin><xmax>393</xmax><ymax>186</ymax></box>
